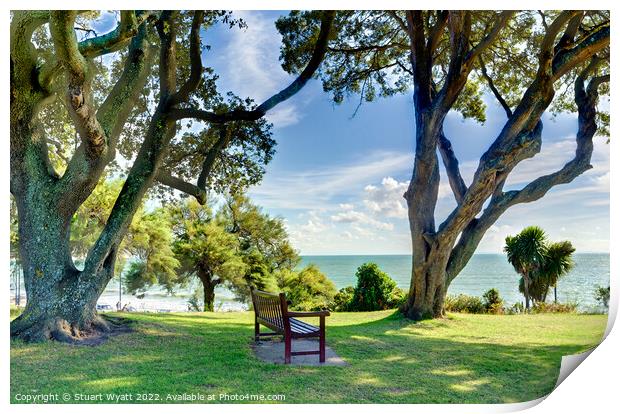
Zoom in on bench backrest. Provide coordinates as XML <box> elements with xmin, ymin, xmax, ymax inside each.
<box><xmin>250</xmin><ymin>287</ymin><xmax>290</xmax><ymax>333</ymax></box>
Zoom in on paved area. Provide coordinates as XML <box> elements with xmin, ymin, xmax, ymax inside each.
<box><xmin>252</xmin><ymin>337</ymin><xmax>349</xmax><ymax>366</ymax></box>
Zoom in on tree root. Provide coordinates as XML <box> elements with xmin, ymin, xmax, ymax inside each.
<box><xmin>10</xmin><ymin>313</ymin><xmax>133</xmax><ymax>345</ymax></box>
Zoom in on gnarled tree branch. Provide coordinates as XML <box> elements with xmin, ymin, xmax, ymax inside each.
<box><xmin>170</xmin><ymin>11</ymin><xmax>335</xmax><ymax>124</ymax></box>
<box><xmin>155</xmin><ymin>171</ymin><xmax>207</xmax><ymax>204</ymax></box>
<box><xmin>446</xmin><ymin>61</ymin><xmax>607</xmax><ymax>280</ymax></box>
<box><xmin>438</xmin><ymin>130</ymin><xmax>468</xmax><ymax>204</ymax></box>
<box><xmin>78</xmin><ymin>11</ymin><xmax>156</xmax><ymax>58</ymax></box>
<box><xmin>171</xmin><ymin>10</ymin><xmax>204</xmax><ymax>105</ymax></box>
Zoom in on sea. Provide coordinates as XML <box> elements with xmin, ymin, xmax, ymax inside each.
<box><xmin>9</xmin><ymin>254</ymin><xmax>610</xmax><ymax>313</ymax></box>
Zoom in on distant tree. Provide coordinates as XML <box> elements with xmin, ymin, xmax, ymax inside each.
<box><xmin>333</xmin><ymin>286</ymin><xmax>355</xmax><ymax>311</ymax></box>
<box><xmin>168</xmin><ymin>200</ymin><xmax>246</xmax><ymax>312</ymax></box>
<box><xmin>121</xmin><ymin>208</ymin><xmax>180</xmax><ymax>295</ymax></box>
<box><xmin>594</xmin><ymin>285</ymin><xmax>610</xmax><ymax>310</ymax></box>
<box><xmin>278</xmin><ymin>10</ymin><xmax>609</xmax><ymax>319</ymax></box>
<box><xmin>70</xmin><ymin>178</ymin><xmax>179</xmax><ymax>290</ymax></box>
<box><xmin>539</xmin><ymin>241</ymin><xmax>575</xmax><ymax>303</ymax></box>
<box><xmin>123</xmin><ymin>195</ymin><xmax>305</xmax><ymax>311</ymax></box>
<box><xmin>482</xmin><ymin>288</ymin><xmax>504</xmax><ymax>314</ymax></box>
<box><xmin>221</xmin><ymin>194</ymin><xmax>301</xmax><ymax>302</ymax></box>
<box><xmin>504</xmin><ymin>226</ymin><xmax>548</xmax><ymax>310</ymax></box>
<box><xmin>350</xmin><ymin>262</ymin><xmax>401</xmax><ymax>311</ymax></box>
<box><xmin>516</xmin><ymin>239</ymin><xmax>575</xmax><ymax>303</ymax></box>
<box><xmin>278</xmin><ymin>265</ymin><xmax>337</xmax><ymax>311</ymax></box>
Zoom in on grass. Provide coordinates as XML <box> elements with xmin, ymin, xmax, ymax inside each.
<box><xmin>11</xmin><ymin>311</ymin><xmax>606</xmax><ymax>404</ymax></box>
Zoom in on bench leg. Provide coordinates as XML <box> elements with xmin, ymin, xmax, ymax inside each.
<box><xmin>284</xmin><ymin>333</ymin><xmax>292</xmax><ymax>364</ymax></box>
<box><xmin>319</xmin><ymin>316</ymin><xmax>326</xmax><ymax>363</ymax></box>
<box><xmin>254</xmin><ymin>321</ymin><xmax>260</xmax><ymax>342</ymax></box>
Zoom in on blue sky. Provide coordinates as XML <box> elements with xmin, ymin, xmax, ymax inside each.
<box><xmin>99</xmin><ymin>11</ymin><xmax>610</xmax><ymax>255</ymax></box>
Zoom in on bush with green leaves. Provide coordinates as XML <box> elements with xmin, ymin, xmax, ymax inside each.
<box><xmin>332</xmin><ymin>286</ymin><xmax>355</xmax><ymax>311</ymax></box>
<box><xmin>594</xmin><ymin>285</ymin><xmax>610</xmax><ymax>309</ymax></box>
<box><xmin>482</xmin><ymin>288</ymin><xmax>504</xmax><ymax>314</ymax></box>
<box><xmin>279</xmin><ymin>265</ymin><xmax>337</xmax><ymax>311</ymax></box>
<box><xmin>444</xmin><ymin>294</ymin><xmax>485</xmax><ymax>314</ymax></box>
<box><xmin>349</xmin><ymin>263</ymin><xmax>401</xmax><ymax>311</ymax></box>
<box><xmin>505</xmin><ymin>302</ymin><xmax>526</xmax><ymax>315</ymax></box>
<box><xmin>531</xmin><ymin>301</ymin><xmax>578</xmax><ymax>314</ymax></box>
<box><xmin>10</xmin><ymin>305</ymin><xmax>22</xmax><ymax>318</ymax></box>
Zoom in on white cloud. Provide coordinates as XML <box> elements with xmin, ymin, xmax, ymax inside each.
<box><xmin>250</xmin><ymin>151</ymin><xmax>413</xmax><ymax>210</ymax></box>
<box><xmin>215</xmin><ymin>11</ymin><xmax>301</xmax><ymax>129</ymax></box>
<box><xmin>330</xmin><ymin>209</ymin><xmax>394</xmax><ymax>230</ymax></box>
<box><xmin>363</xmin><ymin>177</ymin><xmax>409</xmax><ymax>218</ymax></box>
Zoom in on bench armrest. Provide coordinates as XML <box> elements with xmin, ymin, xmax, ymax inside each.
<box><xmin>287</xmin><ymin>310</ymin><xmax>330</xmax><ymax>317</ymax></box>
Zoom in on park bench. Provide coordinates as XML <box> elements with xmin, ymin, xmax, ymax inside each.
<box><xmin>250</xmin><ymin>287</ymin><xmax>330</xmax><ymax>364</ymax></box>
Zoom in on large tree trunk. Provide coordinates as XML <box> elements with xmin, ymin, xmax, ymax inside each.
<box><xmin>198</xmin><ymin>271</ymin><xmax>220</xmax><ymax>312</ymax></box>
<box><xmin>523</xmin><ymin>275</ymin><xmax>531</xmax><ymax>310</ymax></box>
<box><xmin>202</xmin><ymin>281</ymin><xmax>216</xmax><ymax>312</ymax></box>
<box><xmin>10</xmin><ymin>196</ymin><xmax>116</xmax><ymax>342</ymax></box>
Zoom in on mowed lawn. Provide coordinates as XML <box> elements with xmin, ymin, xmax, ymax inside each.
<box><xmin>11</xmin><ymin>311</ymin><xmax>606</xmax><ymax>404</ymax></box>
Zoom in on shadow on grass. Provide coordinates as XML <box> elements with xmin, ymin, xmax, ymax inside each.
<box><xmin>10</xmin><ymin>311</ymin><xmax>606</xmax><ymax>404</ymax></box>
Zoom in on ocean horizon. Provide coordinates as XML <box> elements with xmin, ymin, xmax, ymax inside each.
<box><xmin>54</xmin><ymin>252</ymin><xmax>609</xmax><ymax>313</ymax></box>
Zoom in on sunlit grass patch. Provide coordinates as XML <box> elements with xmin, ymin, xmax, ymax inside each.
<box><xmin>11</xmin><ymin>311</ymin><xmax>606</xmax><ymax>404</ymax></box>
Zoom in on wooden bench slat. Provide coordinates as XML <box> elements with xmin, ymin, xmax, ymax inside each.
<box><xmin>290</xmin><ymin>318</ymin><xmax>319</xmax><ymax>334</ymax></box>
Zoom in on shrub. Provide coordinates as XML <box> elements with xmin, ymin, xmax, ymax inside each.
<box><xmin>594</xmin><ymin>285</ymin><xmax>610</xmax><ymax>309</ymax></box>
<box><xmin>187</xmin><ymin>288</ymin><xmax>203</xmax><ymax>312</ymax></box>
<box><xmin>444</xmin><ymin>294</ymin><xmax>485</xmax><ymax>314</ymax></box>
<box><xmin>349</xmin><ymin>263</ymin><xmax>400</xmax><ymax>311</ymax></box>
<box><xmin>505</xmin><ymin>302</ymin><xmax>525</xmax><ymax>314</ymax></box>
<box><xmin>531</xmin><ymin>301</ymin><xmax>577</xmax><ymax>314</ymax></box>
<box><xmin>389</xmin><ymin>287</ymin><xmax>407</xmax><ymax>309</ymax></box>
<box><xmin>10</xmin><ymin>305</ymin><xmax>22</xmax><ymax>318</ymax></box>
<box><xmin>482</xmin><ymin>288</ymin><xmax>504</xmax><ymax>314</ymax></box>
<box><xmin>280</xmin><ymin>265</ymin><xmax>337</xmax><ymax>311</ymax></box>
<box><xmin>332</xmin><ymin>286</ymin><xmax>355</xmax><ymax>311</ymax></box>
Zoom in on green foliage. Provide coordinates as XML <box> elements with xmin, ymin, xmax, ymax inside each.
<box><xmin>482</xmin><ymin>288</ymin><xmax>504</xmax><ymax>314</ymax></box>
<box><xmin>70</xmin><ymin>178</ymin><xmax>125</xmax><ymax>259</ymax></box>
<box><xmin>123</xmin><ymin>208</ymin><xmax>180</xmax><ymax>294</ymax></box>
<box><xmin>349</xmin><ymin>262</ymin><xmax>401</xmax><ymax>311</ymax></box>
<box><xmin>444</xmin><ymin>294</ymin><xmax>486</xmax><ymax>314</ymax></box>
<box><xmin>530</xmin><ymin>241</ymin><xmax>575</xmax><ymax>302</ymax></box>
<box><xmin>531</xmin><ymin>302</ymin><xmax>578</xmax><ymax>314</ymax></box>
<box><xmin>504</xmin><ymin>226</ymin><xmax>548</xmax><ymax>307</ymax></box>
<box><xmin>221</xmin><ymin>194</ymin><xmax>300</xmax><ymax>302</ymax></box>
<box><xmin>594</xmin><ymin>285</ymin><xmax>610</xmax><ymax>309</ymax></box>
<box><xmin>10</xmin><ymin>305</ymin><xmax>22</xmax><ymax>318</ymax></box>
<box><xmin>506</xmin><ymin>228</ymin><xmax>576</xmax><ymax>306</ymax></box>
<box><xmin>279</xmin><ymin>265</ymin><xmax>337</xmax><ymax>311</ymax></box>
<box><xmin>504</xmin><ymin>226</ymin><xmax>548</xmax><ymax>276</ymax></box>
<box><xmin>171</xmin><ymin>199</ymin><xmax>247</xmax><ymax>289</ymax></box>
<box><xmin>276</xmin><ymin>11</ymin><xmax>608</xmax><ymax>127</ymax></box>
<box><xmin>69</xmin><ymin>178</ymin><xmax>180</xmax><ymax>292</ymax></box>
<box><xmin>332</xmin><ymin>286</ymin><xmax>355</xmax><ymax>311</ymax></box>
<box><xmin>505</xmin><ymin>302</ymin><xmax>526</xmax><ymax>315</ymax></box>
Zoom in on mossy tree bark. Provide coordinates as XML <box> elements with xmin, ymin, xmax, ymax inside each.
<box><xmin>198</xmin><ymin>270</ymin><xmax>220</xmax><ymax>312</ymax></box>
<box><xmin>10</xmin><ymin>10</ymin><xmax>336</xmax><ymax>341</ymax></box>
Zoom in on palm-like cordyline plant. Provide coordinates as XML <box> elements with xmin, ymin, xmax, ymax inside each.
<box><xmin>504</xmin><ymin>226</ymin><xmax>548</xmax><ymax>310</ymax></box>
<box><xmin>539</xmin><ymin>241</ymin><xmax>575</xmax><ymax>303</ymax></box>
